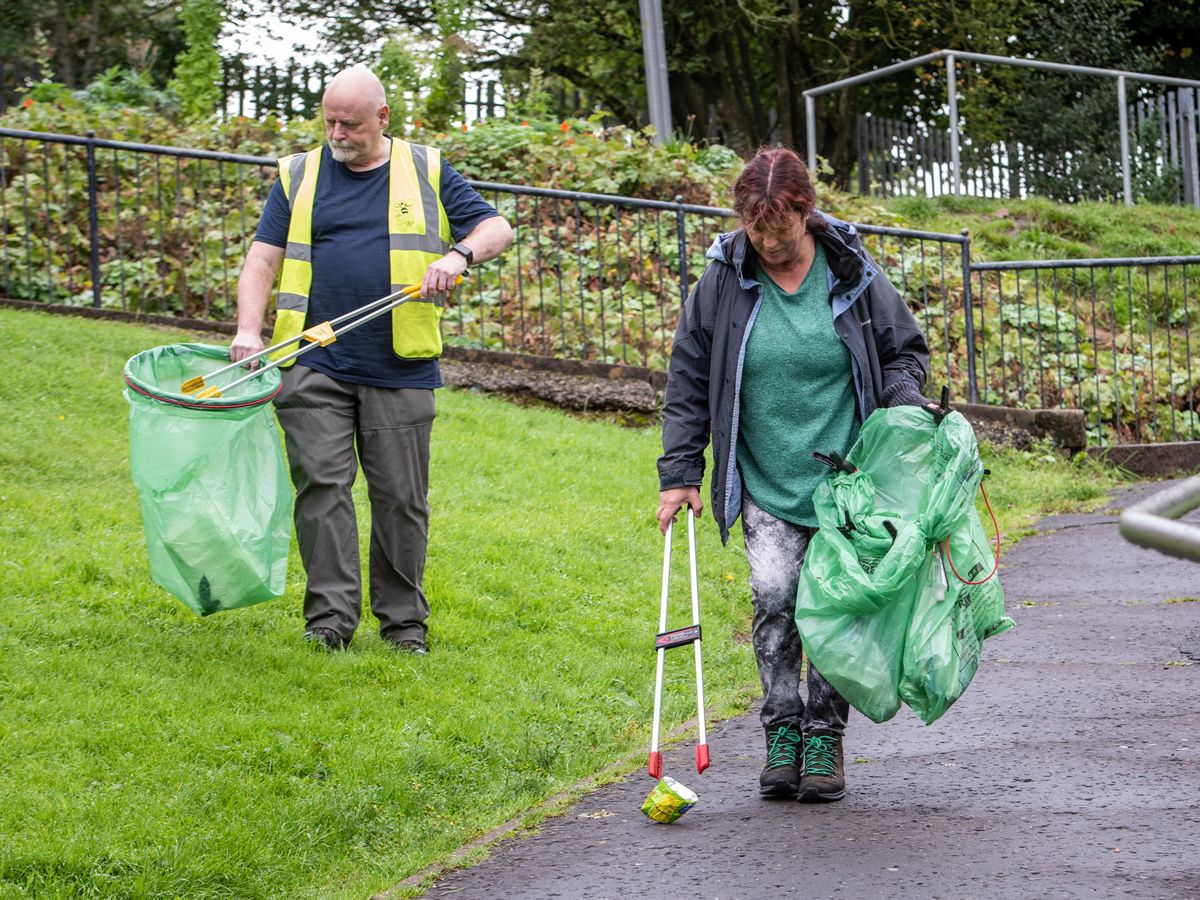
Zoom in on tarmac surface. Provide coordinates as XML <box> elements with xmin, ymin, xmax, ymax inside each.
<box><xmin>422</xmin><ymin>481</ymin><xmax>1200</xmax><ymax>900</ymax></box>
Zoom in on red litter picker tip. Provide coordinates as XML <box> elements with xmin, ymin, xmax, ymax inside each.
<box><xmin>648</xmin><ymin>507</ymin><xmax>710</xmax><ymax>779</ymax></box>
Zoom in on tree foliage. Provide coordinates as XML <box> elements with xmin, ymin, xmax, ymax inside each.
<box><xmin>170</xmin><ymin>0</ymin><xmax>225</xmax><ymax>119</ymax></box>
<box><xmin>1</xmin><ymin>0</ymin><xmax>187</xmax><ymax>89</ymax></box>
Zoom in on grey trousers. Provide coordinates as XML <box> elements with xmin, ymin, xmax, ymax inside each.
<box><xmin>274</xmin><ymin>366</ymin><xmax>434</xmax><ymax>642</ymax></box>
<box><xmin>741</xmin><ymin>493</ymin><xmax>849</xmax><ymax>735</ymax></box>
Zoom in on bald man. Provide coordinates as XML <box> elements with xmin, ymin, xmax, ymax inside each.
<box><xmin>232</xmin><ymin>66</ymin><xmax>513</xmax><ymax>653</ymax></box>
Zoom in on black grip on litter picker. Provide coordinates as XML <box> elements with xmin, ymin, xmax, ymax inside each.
<box><xmin>813</xmin><ymin>451</ymin><xmax>856</xmax><ymax>474</ymax></box>
<box><xmin>655</xmin><ymin>624</ymin><xmax>702</xmax><ymax>650</ymax></box>
<box><xmin>924</xmin><ymin>385</ymin><xmax>952</xmax><ymax>424</ymax></box>
<box><xmin>838</xmin><ymin>510</ymin><xmax>855</xmax><ymax>540</ymax></box>
<box><xmin>828</xmin><ymin>451</ymin><xmax>856</xmax><ymax>473</ymax></box>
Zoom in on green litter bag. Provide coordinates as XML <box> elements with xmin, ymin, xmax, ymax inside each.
<box><xmin>124</xmin><ymin>343</ymin><xmax>293</xmax><ymax>616</ymax></box>
<box><xmin>900</xmin><ymin>505</ymin><xmax>1013</xmax><ymax>724</ymax></box>
<box><xmin>794</xmin><ymin>406</ymin><xmax>1013</xmax><ymax>724</ymax></box>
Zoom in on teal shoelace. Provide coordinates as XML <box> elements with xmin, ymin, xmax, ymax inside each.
<box><xmin>766</xmin><ymin>724</ymin><xmax>801</xmax><ymax>768</ymax></box>
<box><xmin>802</xmin><ymin>734</ymin><xmax>839</xmax><ymax>776</ymax></box>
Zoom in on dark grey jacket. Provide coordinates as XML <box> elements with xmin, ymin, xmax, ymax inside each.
<box><xmin>657</xmin><ymin>212</ymin><xmax>931</xmax><ymax>544</ymax></box>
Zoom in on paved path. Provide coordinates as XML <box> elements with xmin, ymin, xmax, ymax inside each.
<box><xmin>423</xmin><ymin>482</ymin><xmax>1200</xmax><ymax>899</ymax></box>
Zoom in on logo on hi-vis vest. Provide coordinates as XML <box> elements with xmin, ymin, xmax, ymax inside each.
<box><xmin>393</xmin><ymin>199</ymin><xmax>416</xmax><ymax>226</ymax></box>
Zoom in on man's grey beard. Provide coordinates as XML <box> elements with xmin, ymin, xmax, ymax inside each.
<box><xmin>329</xmin><ymin>142</ymin><xmax>360</xmax><ymax>163</ymax></box>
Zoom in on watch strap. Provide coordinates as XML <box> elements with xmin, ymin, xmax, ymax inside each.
<box><xmin>451</xmin><ymin>241</ymin><xmax>474</xmax><ymax>265</ymax></box>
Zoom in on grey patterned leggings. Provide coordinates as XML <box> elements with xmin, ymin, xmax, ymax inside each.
<box><xmin>741</xmin><ymin>493</ymin><xmax>849</xmax><ymax>734</ymax></box>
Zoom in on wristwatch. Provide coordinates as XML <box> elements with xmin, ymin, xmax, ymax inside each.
<box><xmin>450</xmin><ymin>241</ymin><xmax>474</xmax><ymax>266</ymax></box>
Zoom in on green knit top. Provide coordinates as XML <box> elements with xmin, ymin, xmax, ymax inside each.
<box><xmin>735</xmin><ymin>243</ymin><xmax>860</xmax><ymax>526</ymax></box>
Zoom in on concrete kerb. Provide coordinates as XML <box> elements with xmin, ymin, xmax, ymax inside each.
<box><xmin>439</xmin><ymin>347</ymin><xmax>664</xmax><ymax>417</ymax></box>
<box><xmin>1086</xmin><ymin>441</ymin><xmax>1200</xmax><ymax>478</ymax></box>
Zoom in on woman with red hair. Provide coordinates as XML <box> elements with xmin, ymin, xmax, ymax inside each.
<box><xmin>656</xmin><ymin>147</ymin><xmax>934</xmax><ymax>803</ymax></box>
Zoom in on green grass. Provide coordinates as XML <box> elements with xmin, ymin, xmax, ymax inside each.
<box><xmin>0</xmin><ymin>307</ymin><xmax>1125</xmax><ymax>898</ymax></box>
<box><xmin>977</xmin><ymin>438</ymin><xmax>1130</xmax><ymax>541</ymax></box>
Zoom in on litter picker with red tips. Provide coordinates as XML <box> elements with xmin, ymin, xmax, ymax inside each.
<box><xmin>648</xmin><ymin>506</ymin><xmax>710</xmax><ymax>779</ymax></box>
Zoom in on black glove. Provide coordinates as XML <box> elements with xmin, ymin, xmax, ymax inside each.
<box><xmin>881</xmin><ymin>379</ymin><xmax>932</xmax><ymax>410</ymax></box>
<box><xmin>882</xmin><ymin>379</ymin><xmax>948</xmax><ymax>422</ymax></box>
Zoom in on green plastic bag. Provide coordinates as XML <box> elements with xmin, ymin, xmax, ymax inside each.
<box><xmin>900</xmin><ymin>511</ymin><xmax>1013</xmax><ymax>724</ymax></box>
<box><xmin>794</xmin><ymin>407</ymin><xmax>1013</xmax><ymax>724</ymax></box>
<box><xmin>124</xmin><ymin>343</ymin><xmax>293</xmax><ymax>615</ymax></box>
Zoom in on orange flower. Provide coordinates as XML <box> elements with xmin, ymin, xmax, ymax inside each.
<box><xmin>559</xmin><ymin>121</ymin><xmax>570</xmax><ymax>132</ymax></box>
<box><xmin>412</xmin><ymin>118</ymin><xmax>421</xmax><ymax>128</ymax></box>
<box><xmin>565</xmin><ymin>137</ymin><xmax>574</xmax><ymax>145</ymax></box>
<box><xmin>520</xmin><ymin>120</ymin><xmax>529</xmax><ymax>126</ymax></box>
<box><xmin>21</xmin><ymin>98</ymin><xmax>34</xmax><ymax>108</ymax></box>
<box><xmin>461</xmin><ymin>123</ymin><xmax>468</xmax><ymax>132</ymax></box>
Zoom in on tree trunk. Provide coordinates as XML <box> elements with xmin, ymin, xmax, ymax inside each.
<box><xmin>81</xmin><ymin>0</ymin><xmax>104</xmax><ymax>84</ymax></box>
<box><xmin>47</xmin><ymin>1</ymin><xmax>76</xmax><ymax>87</ymax></box>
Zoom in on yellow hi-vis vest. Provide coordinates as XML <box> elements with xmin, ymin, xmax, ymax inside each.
<box><xmin>269</xmin><ymin>138</ymin><xmax>452</xmax><ymax>364</ymax></box>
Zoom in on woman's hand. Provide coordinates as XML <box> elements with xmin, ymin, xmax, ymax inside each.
<box><xmin>657</xmin><ymin>486</ymin><xmax>703</xmax><ymax>534</ymax></box>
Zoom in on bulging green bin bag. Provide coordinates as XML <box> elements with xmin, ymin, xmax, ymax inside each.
<box><xmin>124</xmin><ymin>343</ymin><xmax>293</xmax><ymax>615</ymax></box>
<box><xmin>794</xmin><ymin>407</ymin><xmax>1013</xmax><ymax>724</ymax></box>
<box><xmin>901</xmin><ymin>512</ymin><xmax>1013</xmax><ymax>724</ymax></box>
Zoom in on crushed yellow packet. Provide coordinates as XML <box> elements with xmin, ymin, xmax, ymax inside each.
<box><xmin>640</xmin><ymin>776</ymin><xmax>698</xmax><ymax>823</ymax></box>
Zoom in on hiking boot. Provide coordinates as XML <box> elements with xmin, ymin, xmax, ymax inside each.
<box><xmin>798</xmin><ymin>730</ymin><xmax>845</xmax><ymax>803</ymax></box>
<box><xmin>759</xmin><ymin>722</ymin><xmax>802</xmax><ymax>798</ymax></box>
<box><xmin>305</xmin><ymin>626</ymin><xmax>350</xmax><ymax>651</ymax></box>
<box><xmin>384</xmin><ymin>635</ymin><xmax>430</xmax><ymax>655</ymax></box>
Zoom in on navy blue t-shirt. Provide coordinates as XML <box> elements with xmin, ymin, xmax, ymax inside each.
<box><xmin>253</xmin><ymin>142</ymin><xmax>499</xmax><ymax>388</ymax></box>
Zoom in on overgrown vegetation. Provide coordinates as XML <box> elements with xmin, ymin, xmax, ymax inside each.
<box><xmin>2</xmin><ymin>77</ymin><xmax>1199</xmax><ymax>443</ymax></box>
<box><xmin>0</xmin><ymin>306</ymin><xmax>1125</xmax><ymax>897</ymax></box>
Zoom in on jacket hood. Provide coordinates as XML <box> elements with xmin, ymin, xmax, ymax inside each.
<box><xmin>706</xmin><ymin>211</ymin><xmax>868</xmax><ymax>295</ymax></box>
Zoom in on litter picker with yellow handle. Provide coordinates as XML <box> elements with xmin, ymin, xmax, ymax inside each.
<box><xmin>179</xmin><ymin>276</ymin><xmax>462</xmax><ymax>399</ymax></box>
<box><xmin>124</xmin><ymin>273</ymin><xmax>461</xmax><ymax>617</ymax></box>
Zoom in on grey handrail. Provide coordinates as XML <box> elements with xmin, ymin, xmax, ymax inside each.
<box><xmin>1118</xmin><ymin>475</ymin><xmax>1200</xmax><ymax>563</ymax></box>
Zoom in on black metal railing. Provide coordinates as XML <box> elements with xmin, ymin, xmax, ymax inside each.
<box><xmin>0</xmin><ymin>127</ymin><xmax>276</xmax><ymax>320</ymax></box>
<box><xmin>11</xmin><ymin>127</ymin><xmax>1196</xmax><ymax>447</ymax></box>
<box><xmin>971</xmin><ymin>256</ymin><xmax>1200</xmax><ymax>445</ymax></box>
<box><xmin>0</xmin><ymin>126</ymin><xmax>969</xmax><ymax>375</ymax></box>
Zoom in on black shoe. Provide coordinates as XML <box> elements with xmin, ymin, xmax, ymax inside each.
<box><xmin>385</xmin><ymin>635</ymin><xmax>429</xmax><ymax>655</ymax></box>
<box><xmin>304</xmin><ymin>626</ymin><xmax>350</xmax><ymax>651</ymax></box>
<box><xmin>798</xmin><ymin>730</ymin><xmax>845</xmax><ymax>803</ymax></box>
<box><xmin>759</xmin><ymin>722</ymin><xmax>802</xmax><ymax>798</ymax></box>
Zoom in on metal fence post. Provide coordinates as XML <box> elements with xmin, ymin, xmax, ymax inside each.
<box><xmin>960</xmin><ymin>228</ymin><xmax>979</xmax><ymax>403</ymax></box>
<box><xmin>947</xmin><ymin>53</ymin><xmax>961</xmax><ymax>195</ymax></box>
<box><xmin>85</xmin><ymin>130</ymin><xmax>102</xmax><ymax>309</ymax></box>
<box><xmin>675</xmin><ymin>194</ymin><xmax>689</xmax><ymax>302</ymax></box>
<box><xmin>805</xmin><ymin>94</ymin><xmax>817</xmax><ymax>171</ymax></box>
<box><xmin>1184</xmin><ymin>88</ymin><xmax>1200</xmax><ymax>208</ymax></box>
<box><xmin>1118</xmin><ymin>75</ymin><xmax>1133</xmax><ymax>206</ymax></box>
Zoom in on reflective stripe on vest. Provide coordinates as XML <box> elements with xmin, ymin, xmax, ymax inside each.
<box><xmin>269</xmin><ymin>139</ymin><xmax>452</xmax><ymax>364</ymax></box>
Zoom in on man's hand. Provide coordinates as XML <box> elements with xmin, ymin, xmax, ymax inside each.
<box><xmin>421</xmin><ymin>250</ymin><xmax>469</xmax><ymax>298</ymax></box>
<box><xmin>233</xmin><ymin>241</ymin><xmax>283</xmax><ymax>370</ymax></box>
<box><xmin>230</xmin><ymin>328</ymin><xmax>264</xmax><ymax>368</ymax></box>
<box><xmin>421</xmin><ymin>217</ymin><xmax>514</xmax><ymax>298</ymax></box>
<box><xmin>657</xmin><ymin>486</ymin><xmax>703</xmax><ymax>534</ymax></box>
